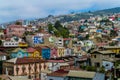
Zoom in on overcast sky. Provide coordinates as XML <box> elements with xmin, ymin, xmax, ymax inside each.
<box><xmin>0</xmin><ymin>0</ymin><xmax>120</xmax><ymax>23</ymax></box>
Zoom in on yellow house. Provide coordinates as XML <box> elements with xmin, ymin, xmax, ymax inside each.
<box><xmin>103</xmin><ymin>46</ymin><xmax>120</xmax><ymax>54</ymax></box>
<box><xmin>57</xmin><ymin>47</ymin><xmax>65</xmax><ymax>57</ymax></box>
<box><xmin>18</xmin><ymin>42</ymin><xmax>28</xmax><ymax>47</ymax></box>
<box><xmin>27</xmin><ymin>47</ymin><xmax>41</xmax><ymax>58</ymax></box>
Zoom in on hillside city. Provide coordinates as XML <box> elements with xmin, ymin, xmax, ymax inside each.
<box><xmin>0</xmin><ymin>8</ymin><xmax>120</xmax><ymax>80</ymax></box>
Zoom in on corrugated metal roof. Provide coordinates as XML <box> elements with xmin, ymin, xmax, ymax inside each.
<box><xmin>67</xmin><ymin>70</ymin><xmax>95</xmax><ymax>78</ymax></box>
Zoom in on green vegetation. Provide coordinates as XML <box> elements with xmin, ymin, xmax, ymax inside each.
<box><xmin>110</xmin><ymin>30</ymin><xmax>118</xmax><ymax>37</ymax></box>
<box><xmin>99</xmin><ymin>66</ymin><xmax>105</xmax><ymax>73</ymax></box>
<box><xmin>48</xmin><ymin>21</ymin><xmax>69</xmax><ymax>38</ymax></box>
<box><xmin>86</xmin><ymin>66</ymin><xmax>97</xmax><ymax>71</ymax></box>
<box><xmin>15</xmin><ymin>21</ymin><xmax>22</xmax><ymax>25</ymax></box>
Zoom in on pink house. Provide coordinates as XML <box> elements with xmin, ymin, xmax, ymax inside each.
<box><xmin>6</xmin><ymin>25</ymin><xmax>25</xmax><ymax>37</ymax></box>
<box><xmin>51</xmin><ymin>47</ymin><xmax>58</xmax><ymax>58</ymax></box>
<box><xmin>3</xmin><ymin>58</ymin><xmax>48</xmax><ymax>79</ymax></box>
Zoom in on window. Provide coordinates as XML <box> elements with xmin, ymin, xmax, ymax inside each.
<box><xmin>49</xmin><ymin>79</ymin><xmax>53</xmax><ymax>80</ymax></box>
<box><xmin>5</xmin><ymin>43</ymin><xmax>8</xmax><ymax>45</ymax></box>
<box><xmin>94</xmin><ymin>55</ymin><xmax>96</xmax><ymax>58</ymax></box>
<box><xmin>95</xmin><ymin>62</ymin><xmax>100</xmax><ymax>67</ymax></box>
<box><xmin>59</xmin><ymin>40</ymin><xmax>62</xmax><ymax>41</ymax></box>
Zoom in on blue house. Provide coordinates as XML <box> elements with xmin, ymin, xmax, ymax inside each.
<box><xmin>36</xmin><ymin>46</ymin><xmax>50</xmax><ymax>59</ymax></box>
<box><xmin>11</xmin><ymin>48</ymin><xmax>28</xmax><ymax>58</ymax></box>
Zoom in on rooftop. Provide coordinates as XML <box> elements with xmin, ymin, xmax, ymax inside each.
<box><xmin>27</xmin><ymin>47</ymin><xmax>36</xmax><ymax>53</ymax></box>
<box><xmin>47</xmin><ymin>69</ymin><xmax>69</xmax><ymax>77</ymax></box>
<box><xmin>103</xmin><ymin>46</ymin><xmax>120</xmax><ymax>49</ymax></box>
<box><xmin>0</xmin><ymin>51</ymin><xmax>7</xmax><ymax>56</ymax></box>
<box><xmin>67</xmin><ymin>70</ymin><xmax>96</xmax><ymax>78</ymax></box>
<box><xmin>12</xmin><ymin>48</ymin><xmax>26</xmax><ymax>52</ymax></box>
<box><xmin>91</xmin><ymin>50</ymin><xmax>115</xmax><ymax>55</ymax></box>
<box><xmin>6</xmin><ymin>57</ymin><xmax>46</xmax><ymax>64</ymax></box>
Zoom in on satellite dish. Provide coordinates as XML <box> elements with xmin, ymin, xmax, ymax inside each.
<box><xmin>49</xmin><ymin>36</ymin><xmax>54</xmax><ymax>43</ymax></box>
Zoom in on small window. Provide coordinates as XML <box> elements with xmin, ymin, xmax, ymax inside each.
<box><xmin>9</xmin><ymin>43</ymin><xmax>11</xmax><ymax>45</ymax></box>
<box><xmin>49</xmin><ymin>79</ymin><xmax>53</xmax><ymax>80</ymax></box>
<box><xmin>59</xmin><ymin>40</ymin><xmax>62</xmax><ymax>41</ymax></box>
<box><xmin>94</xmin><ymin>55</ymin><xmax>96</xmax><ymax>58</ymax></box>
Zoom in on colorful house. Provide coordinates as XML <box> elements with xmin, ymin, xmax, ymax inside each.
<box><xmin>103</xmin><ymin>46</ymin><xmax>120</xmax><ymax>54</ymax></box>
<box><xmin>63</xmin><ymin>38</ymin><xmax>72</xmax><ymax>48</ymax></box>
<box><xmin>35</xmin><ymin>46</ymin><xmax>50</xmax><ymax>59</ymax></box>
<box><xmin>10</xmin><ymin>48</ymin><xmax>28</xmax><ymax>58</ymax></box>
<box><xmin>18</xmin><ymin>42</ymin><xmax>28</xmax><ymax>47</ymax></box>
<box><xmin>51</xmin><ymin>47</ymin><xmax>58</xmax><ymax>58</ymax></box>
<box><xmin>6</xmin><ymin>25</ymin><xmax>25</xmax><ymax>37</ymax></box>
<box><xmin>3</xmin><ymin>58</ymin><xmax>47</xmax><ymax>79</ymax></box>
<box><xmin>91</xmin><ymin>50</ymin><xmax>116</xmax><ymax>67</ymax></box>
<box><xmin>27</xmin><ymin>47</ymin><xmax>41</xmax><ymax>58</ymax></box>
<box><xmin>57</xmin><ymin>47</ymin><xmax>65</xmax><ymax>57</ymax></box>
<box><xmin>64</xmin><ymin>48</ymin><xmax>72</xmax><ymax>56</ymax></box>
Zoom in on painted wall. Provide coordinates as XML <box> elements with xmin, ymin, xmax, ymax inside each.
<box><xmin>42</xmin><ymin>48</ymin><xmax>50</xmax><ymax>59</ymax></box>
<box><xmin>57</xmin><ymin>47</ymin><xmax>64</xmax><ymax>57</ymax></box>
<box><xmin>102</xmin><ymin>61</ymin><xmax>114</xmax><ymax>71</ymax></box>
<box><xmin>11</xmin><ymin>50</ymin><xmax>28</xmax><ymax>58</ymax></box>
<box><xmin>64</xmin><ymin>48</ymin><xmax>72</xmax><ymax>56</ymax></box>
<box><xmin>51</xmin><ymin>48</ymin><xmax>58</xmax><ymax>58</ymax></box>
<box><xmin>13</xmin><ymin>63</ymin><xmax>48</xmax><ymax>76</ymax></box>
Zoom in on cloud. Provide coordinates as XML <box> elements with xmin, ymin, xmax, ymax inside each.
<box><xmin>0</xmin><ymin>0</ymin><xmax>120</xmax><ymax>23</ymax></box>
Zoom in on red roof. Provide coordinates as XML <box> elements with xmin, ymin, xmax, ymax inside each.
<box><xmin>9</xmin><ymin>58</ymin><xmax>47</xmax><ymax>64</ymax></box>
<box><xmin>48</xmin><ymin>60</ymin><xmax>65</xmax><ymax>63</ymax></box>
<box><xmin>0</xmin><ymin>52</ymin><xmax>7</xmax><ymax>56</ymax></box>
<box><xmin>47</xmin><ymin>69</ymin><xmax>69</xmax><ymax>77</ymax></box>
<box><xmin>64</xmin><ymin>38</ymin><xmax>71</xmax><ymax>40</ymax></box>
<box><xmin>27</xmin><ymin>47</ymin><xmax>36</xmax><ymax>53</ymax></box>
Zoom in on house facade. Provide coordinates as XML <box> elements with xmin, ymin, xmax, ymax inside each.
<box><xmin>3</xmin><ymin>58</ymin><xmax>47</xmax><ymax>79</ymax></box>
<box><xmin>35</xmin><ymin>46</ymin><xmax>51</xmax><ymax>59</ymax></box>
<box><xmin>91</xmin><ymin>51</ymin><xmax>115</xmax><ymax>67</ymax></box>
<box><xmin>6</xmin><ymin>25</ymin><xmax>25</xmax><ymax>37</ymax></box>
<box><xmin>103</xmin><ymin>46</ymin><xmax>120</xmax><ymax>54</ymax></box>
<box><xmin>27</xmin><ymin>47</ymin><xmax>41</xmax><ymax>58</ymax></box>
<box><xmin>10</xmin><ymin>48</ymin><xmax>28</xmax><ymax>58</ymax></box>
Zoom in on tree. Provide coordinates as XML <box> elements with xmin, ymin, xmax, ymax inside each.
<box><xmin>15</xmin><ymin>21</ymin><xmax>22</xmax><ymax>25</ymax></box>
<box><xmin>85</xmin><ymin>34</ymin><xmax>89</xmax><ymax>40</ymax></box>
<box><xmin>54</xmin><ymin>21</ymin><xmax>62</xmax><ymax>29</ymax></box>
<box><xmin>54</xmin><ymin>30</ymin><xmax>61</xmax><ymax>37</ymax></box>
<box><xmin>48</xmin><ymin>23</ymin><xmax>54</xmax><ymax>33</ymax></box>
<box><xmin>110</xmin><ymin>30</ymin><xmax>118</xmax><ymax>37</ymax></box>
<box><xmin>99</xmin><ymin>66</ymin><xmax>105</xmax><ymax>73</ymax></box>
